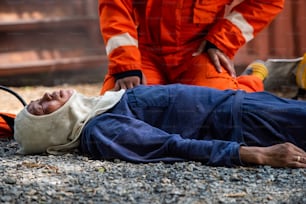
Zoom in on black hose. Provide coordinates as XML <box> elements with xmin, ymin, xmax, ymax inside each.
<box><xmin>0</xmin><ymin>85</ymin><xmax>27</xmax><ymax>107</ymax></box>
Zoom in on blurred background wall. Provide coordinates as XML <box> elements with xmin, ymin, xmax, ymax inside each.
<box><xmin>0</xmin><ymin>0</ymin><xmax>305</xmax><ymax>86</ymax></box>
<box><xmin>0</xmin><ymin>0</ymin><xmax>106</xmax><ymax>85</ymax></box>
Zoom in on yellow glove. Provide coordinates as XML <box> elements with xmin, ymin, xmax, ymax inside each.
<box><xmin>296</xmin><ymin>53</ymin><xmax>306</xmax><ymax>89</ymax></box>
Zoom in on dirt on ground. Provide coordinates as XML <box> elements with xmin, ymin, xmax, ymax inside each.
<box><xmin>0</xmin><ymin>83</ymin><xmax>102</xmax><ymax>114</ymax></box>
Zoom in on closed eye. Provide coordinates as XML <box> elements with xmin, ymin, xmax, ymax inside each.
<box><xmin>27</xmin><ymin>100</ymin><xmax>45</xmax><ymax>115</ymax></box>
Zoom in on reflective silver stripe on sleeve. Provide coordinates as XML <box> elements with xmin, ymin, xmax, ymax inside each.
<box><xmin>106</xmin><ymin>33</ymin><xmax>138</xmax><ymax>55</ymax></box>
<box><xmin>225</xmin><ymin>11</ymin><xmax>254</xmax><ymax>42</ymax></box>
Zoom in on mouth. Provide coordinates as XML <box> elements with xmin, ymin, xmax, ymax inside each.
<box><xmin>58</xmin><ymin>89</ymin><xmax>74</xmax><ymax>98</ymax></box>
<box><xmin>59</xmin><ymin>90</ymin><xmax>63</xmax><ymax>97</ymax></box>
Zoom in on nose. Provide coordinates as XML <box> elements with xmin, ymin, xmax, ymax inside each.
<box><xmin>42</xmin><ymin>92</ymin><xmax>52</xmax><ymax>101</ymax></box>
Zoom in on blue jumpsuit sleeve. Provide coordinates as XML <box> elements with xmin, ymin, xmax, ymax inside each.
<box><xmin>80</xmin><ymin>113</ymin><xmax>243</xmax><ymax>167</ymax></box>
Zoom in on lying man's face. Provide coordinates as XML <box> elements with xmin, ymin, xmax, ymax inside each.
<box><xmin>27</xmin><ymin>89</ymin><xmax>74</xmax><ymax>115</ymax></box>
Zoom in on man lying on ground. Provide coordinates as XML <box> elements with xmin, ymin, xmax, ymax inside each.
<box><xmin>14</xmin><ymin>84</ymin><xmax>306</xmax><ymax>168</ymax></box>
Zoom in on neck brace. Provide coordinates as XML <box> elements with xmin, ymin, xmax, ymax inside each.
<box><xmin>14</xmin><ymin>89</ymin><xmax>125</xmax><ymax>155</ymax></box>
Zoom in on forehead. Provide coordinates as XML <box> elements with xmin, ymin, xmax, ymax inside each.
<box><xmin>27</xmin><ymin>99</ymin><xmax>39</xmax><ymax>111</ymax></box>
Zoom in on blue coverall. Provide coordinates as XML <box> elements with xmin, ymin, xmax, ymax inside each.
<box><xmin>80</xmin><ymin>84</ymin><xmax>306</xmax><ymax>167</ymax></box>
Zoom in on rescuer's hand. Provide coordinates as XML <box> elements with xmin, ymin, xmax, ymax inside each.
<box><xmin>193</xmin><ymin>40</ymin><xmax>236</xmax><ymax>77</ymax></box>
<box><xmin>113</xmin><ymin>75</ymin><xmax>147</xmax><ymax>91</ymax></box>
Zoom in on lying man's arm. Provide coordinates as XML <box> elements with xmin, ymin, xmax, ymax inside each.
<box><xmin>80</xmin><ymin>114</ymin><xmax>242</xmax><ymax>167</ymax></box>
<box><xmin>80</xmin><ymin>113</ymin><xmax>306</xmax><ymax>168</ymax></box>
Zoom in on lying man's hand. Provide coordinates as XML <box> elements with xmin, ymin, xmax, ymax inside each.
<box><xmin>240</xmin><ymin>142</ymin><xmax>306</xmax><ymax>168</ymax></box>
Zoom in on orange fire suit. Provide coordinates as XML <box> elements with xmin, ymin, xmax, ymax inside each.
<box><xmin>99</xmin><ymin>0</ymin><xmax>284</xmax><ymax>94</ymax></box>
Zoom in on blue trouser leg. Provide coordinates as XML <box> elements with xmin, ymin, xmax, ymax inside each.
<box><xmin>241</xmin><ymin>92</ymin><xmax>306</xmax><ymax>150</ymax></box>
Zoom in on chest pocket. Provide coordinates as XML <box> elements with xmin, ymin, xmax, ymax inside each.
<box><xmin>127</xmin><ymin>86</ymin><xmax>170</xmax><ymax>108</ymax></box>
<box><xmin>193</xmin><ymin>0</ymin><xmax>231</xmax><ymax>24</ymax></box>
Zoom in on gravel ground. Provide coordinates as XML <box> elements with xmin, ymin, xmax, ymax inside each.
<box><xmin>1</xmin><ymin>83</ymin><xmax>306</xmax><ymax>203</ymax></box>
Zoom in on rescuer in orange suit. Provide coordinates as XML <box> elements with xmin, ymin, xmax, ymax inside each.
<box><xmin>98</xmin><ymin>0</ymin><xmax>284</xmax><ymax>94</ymax></box>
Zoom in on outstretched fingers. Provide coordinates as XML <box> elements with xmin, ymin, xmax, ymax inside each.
<box><xmin>266</xmin><ymin>143</ymin><xmax>306</xmax><ymax>168</ymax></box>
<box><xmin>290</xmin><ymin>144</ymin><xmax>306</xmax><ymax>168</ymax></box>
